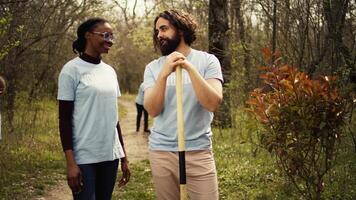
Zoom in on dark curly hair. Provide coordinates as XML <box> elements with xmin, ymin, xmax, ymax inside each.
<box><xmin>153</xmin><ymin>10</ymin><xmax>197</xmax><ymax>50</ymax></box>
<box><xmin>72</xmin><ymin>18</ymin><xmax>108</xmax><ymax>55</ymax></box>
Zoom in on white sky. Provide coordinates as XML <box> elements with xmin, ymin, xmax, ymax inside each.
<box><xmin>105</xmin><ymin>0</ymin><xmax>153</xmax><ymax>16</ymax></box>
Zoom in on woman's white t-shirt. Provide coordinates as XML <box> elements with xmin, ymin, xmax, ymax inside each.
<box><xmin>57</xmin><ymin>57</ymin><xmax>124</xmax><ymax>164</ymax></box>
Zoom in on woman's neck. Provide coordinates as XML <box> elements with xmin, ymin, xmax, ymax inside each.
<box><xmin>80</xmin><ymin>52</ymin><xmax>101</xmax><ymax>64</ymax></box>
<box><xmin>84</xmin><ymin>49</ymin><xmax>101</xmax><ymax>59</ymax></box>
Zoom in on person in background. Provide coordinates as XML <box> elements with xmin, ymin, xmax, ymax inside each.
<box><xmin>0</xmin><ymin>75</ymin><xmax>5</xmax><ymax>141</ymax></box>
<box><xmin>57</xmin><ymin>17</ymin><xmax>130</xmax><ymax>200</ymax></box>
<box><xmin>135</xmin><ymin>82</ymin><xmax>149</xmax><ymax>133</ymax></box>
<box><xmin>143</xmin><ymin>10</ymin><xmax>223</xmax><ymax>199</ymax></box>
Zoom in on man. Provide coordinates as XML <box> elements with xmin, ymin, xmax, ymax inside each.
<box><xmin>135</xmin><ymin>82</ymin><xmax>149</xmax><ymax>133</ymax></box>
<box><xmin>143</xmin><ymin>10</ymin><xmax>223</xmax><ymax>200</ymax></box>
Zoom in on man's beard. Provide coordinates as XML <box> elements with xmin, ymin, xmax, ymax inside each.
<box><xmin>159</xmin><ymin>33</ymin><xmax>181</xmax><ymax>56</ymax></box>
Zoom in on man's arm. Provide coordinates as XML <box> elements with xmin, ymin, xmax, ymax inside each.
<box><xmin>144</xmin><ymin>53</ymin><xmax>186</xmax><ymax>117</ymax></box>
<box><xmin>144</xmin><ymin>75</ymin><xmax>167</xmax><ymax>117</ymax></box>
<box><xmin>176</xmin><ymin>58</ymin><xmax>223</xmax><ymax>112</ymax></box>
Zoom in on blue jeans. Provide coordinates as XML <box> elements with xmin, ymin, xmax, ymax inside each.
<box><xmin>73</xmin><ymin>159</ymin><xmax>119</xmax><ymax>200</ymax></box>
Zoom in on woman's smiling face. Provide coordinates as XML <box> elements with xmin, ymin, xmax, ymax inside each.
<box><xmin>86</xmin><ymin>22</ymin><xmax>114</xmax><ymax>55</ymax></box>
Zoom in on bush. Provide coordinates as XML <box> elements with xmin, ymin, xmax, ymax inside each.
<box><xmin>246</xmin><ymin>53</ymin><xmax>349</xmax><ymax>199</ymax></box>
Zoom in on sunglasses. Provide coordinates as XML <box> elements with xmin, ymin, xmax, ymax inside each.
<box><xmin>91</xmin><ymin>31</ymin><xmax>114</xmax><ymax>43</ymax></box>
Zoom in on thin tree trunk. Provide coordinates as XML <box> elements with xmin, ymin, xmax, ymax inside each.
<box><xmin>209</xmin><ymin>0</ymin><xmax>230</xmax><ymax>82</ymax></box>
<box><xmin>272</xmin><ymin>0</ymin><xmax>277</xmax><ymax>63</ymax></box>
<box><xmin>234</xmin><ymin>0</ymin><xmax>252</xmax><ymax>93</ymax></box>
<box><xmin>209</xmin><ymin>0</ymin><xmax>231</xmax><ymax>127</ymax></box>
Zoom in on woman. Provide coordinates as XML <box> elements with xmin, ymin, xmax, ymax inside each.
<box><xmin>57</xmin><ymin>18</ymin><xmax>130</xmax><ymax>200</ymax></box>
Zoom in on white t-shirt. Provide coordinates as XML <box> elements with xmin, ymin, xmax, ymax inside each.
<box><xmin>57</xmin><ymin>57</ymin><xmax>125</xmax><ymax>164</ymax></box>
<box><xmin>143</xmin><ymin>49</ymin><xmax>223</xmax><ymax>151</ymax></box>
<box><xmin>135</xmin><ymin>83</ymin><xmax>144</xmax><ymax>105</ymax></box>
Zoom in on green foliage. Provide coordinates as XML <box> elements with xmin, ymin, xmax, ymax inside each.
<box><xmin>105</xmin><ymin>20</ymin><xmax>158</xmax><ymax>93</ymax></box>
<box><xmin>214</xmin><ymin>42</ymin><xmax>250</xmax><ymax>128</ymax></box>
<box><xmin>229</xmin><ymin>42</ymin><xmax>249</xmax><ymax>104</ymax></box>
<box><xmin>0</xmin><ymin>14</ymin><xmax>21</xmax><ymax>61</ymax></box>
<box><xmin>113</xmin><ymin>160</ymin><xmax>155</xmax><ymax>200</ymax></box>
<box><xmin>214</xmin><ymin>129</ymin><xmax>295</xmax><ymax>200</ymax></box>
<box><xmin>246</xmin><ymin>49</ymin><xmax>351</xmax><ymax>199</ymax></box>
<box><xmin>121</xmin><ymin>126</ymin><xmax>299</xmax><ymax>200</ymax></box>
<box><xmin>321</xmin><ymin>136</ymin><xmax>356</xmax><ymax>199</ymax></box>
<box><xmin>0</xmin><ymin>98</ymin><xmax>64</xmax><ymax>199</ymax></box>
<box><xmin>1</xmin><ymin>98</ymin><xmax>355</xmax><ymax>199</ymax></box>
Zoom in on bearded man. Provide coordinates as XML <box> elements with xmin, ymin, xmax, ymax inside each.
<box><xmin>142</xmin><ymin>10</ymin><xmax>223</xmax><ymax>200</ymax></box>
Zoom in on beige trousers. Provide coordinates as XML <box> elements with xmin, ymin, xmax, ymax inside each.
<box><xmin>149</xmin><ymin>150</ymin><xmax>219</xmax><ymax>200</ymax></box>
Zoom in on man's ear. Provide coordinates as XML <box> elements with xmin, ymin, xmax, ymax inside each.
<box><xmin>178</xmin><ymin>30</ymin><xmax>185</xmax><ymax>42</ymax></box>
<box><xmin>178</xmin><ymin>30</ymin><xmax>184</xmax><ymax>37</ymax></box>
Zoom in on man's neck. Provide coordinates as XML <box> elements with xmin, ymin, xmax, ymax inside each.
<box><xmin>175</xmin><ymin>42</ymin><xmax>191</xmax><ymax>57</ymax></box>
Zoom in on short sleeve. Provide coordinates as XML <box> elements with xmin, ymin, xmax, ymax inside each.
<box><xmin>57</xmin><ymin>67</ymin><xmax>76</xmax><ymax>101</ymax></box>
<box><xmin>111</xmin><ymin>67</ymin><xmax>121</xmax><ymax>97</ymax></box>
<box><xmin>204</xmin><ymin>54</ymin><xmax>224</xmax><ymax>83</ymax></box>
<box><xmin>138</xmin><ymin>83</ymin><xmax>144</xmax><ymax>98</ymax></box>
<box><xmin>117</xmin><ymin>81</ymin><xmax>121</xmax><ymax>97</ymax></box>
<box><xmin>143</xmin><ymin>64</ymin><xmax>156</xmax><ymax>91</ymax></box>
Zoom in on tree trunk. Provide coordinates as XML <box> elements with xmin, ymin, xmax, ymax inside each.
<box><xmin>323</xmin><ymin>0</ymin><xmax>354</xmax><ymax>82</ymax></box>
<box><xmin>234</xmin><ymin>0</ymin><xmax>252</xmax><ymax>93</ymax></box>
<box><xmin>209</xmin><ymin>0</ymin><xmax>230</xmax><ymax>82</ymax></box>
<box><xmin>272</xmin><ymin>0</ymin><xmax>277</xmax><ymax>63</ymax></box>
<box><xmin>208</xmin><ymin>0</ymin><xmax>231</xmax><ymax>127</ymax></box>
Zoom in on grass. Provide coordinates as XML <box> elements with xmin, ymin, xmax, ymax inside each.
<box><xmin>213</xmin><ymin>129</ymin><xmax>294</xmax><ymax>200</ymax></box>
<box><xmin>118</xmin><ymin>93</ymin><xmax>135</xmax><ymax>120</ymax></box>
<box><xmin>113</xmin><ymin>160</ymin><xmax>155</xmax><ymax>199</ymax></box>
<box><xmin>0</xmin><ymin>93</ymin><xmax>134</xmax><ymax>200</ymax></box>
<box><xmin>1</xmin><ymin>95</ymin><xmax>355</xmax><ymax>200</ymax></box>
<box><xmin>0</xmin><ymin>97</ymin><xmax>65</xmax><ymax>200</ymax></box>
<box><xmin>112</xmin><ymin>128</ymin><xmax>293</xmax><ymax>200</ymax></box>
<box><xmin>111</xmin><ymin>128</ymin><xmax>356</xmax><ymax>200</ymax></box>
<box><xmin>120</xmin><ymin>93</ymin><xmax>136</xmax><ymax>102</ymax></box>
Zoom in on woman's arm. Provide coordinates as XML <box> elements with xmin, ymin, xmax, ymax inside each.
<box><xmin>116</xmin><ymin>121</ymin><xmax>131</xmax><ymax>187</ymax></box>
<box><xmin>58</xmin><ymin>100</ymin><xmax>82</xmax><ymax>193</ymax></box>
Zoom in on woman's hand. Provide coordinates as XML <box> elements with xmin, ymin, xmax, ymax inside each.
<box><xmin>67</xmin><ymin>163</ymin><xmax>83</xmax><ymax>193</ymax></box>
<box><xmin>118</xmin><ymin>158</ymin><xmax>131</xmax><ymax>187</ymax></box>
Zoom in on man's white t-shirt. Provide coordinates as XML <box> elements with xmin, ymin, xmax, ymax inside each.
<box><xmin>143</xmin><ymin>49</ymin><xmax>223</xmax><ymax>151</ymax></box>
<box><xmin>57</xmin><ymin>57</ymin><xmax>124</xmax><ymax>164</ymax></box>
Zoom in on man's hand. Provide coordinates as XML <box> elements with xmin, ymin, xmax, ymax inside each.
<box><xmin>175</xmin><ymin>57</ymin><xmax>194</xmax><ymax>71</ymax></box>
<box><xmin>160</xmin><ymin>51</ymin><xmax>186</xmax><ymax>78</ymax></box>
<box><xmin>118</xmin><ymin>158</ymin><xmax>131</xmax><ymax>187</ymax></box>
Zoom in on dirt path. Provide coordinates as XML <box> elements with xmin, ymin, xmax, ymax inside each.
<box><xmin>33</xmin><ymin>99</ymin><xmax>149</xmax><ymax>200</ymax></box>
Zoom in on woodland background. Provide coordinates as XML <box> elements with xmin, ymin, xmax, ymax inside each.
<box><xmin>0</xmin><ymin>0</ymin><xmax>355</xmax><ymax>199</ymax></box>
